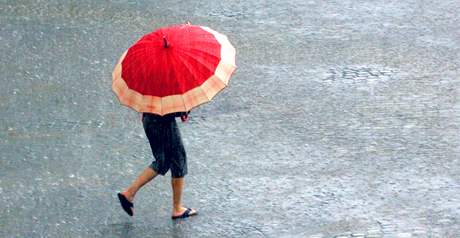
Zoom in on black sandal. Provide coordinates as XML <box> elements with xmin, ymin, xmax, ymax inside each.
<box><xmin>171</xmin><ymin>208</ymin><xmax>198</xmax><ymax>219</ymax></box>
<box><xmin>117</xmin><ymin>193</ymin><xmax>134</xmax><ymax>216</ymax></box>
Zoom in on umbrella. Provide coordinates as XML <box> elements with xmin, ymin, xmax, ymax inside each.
<box><xmin>112</xmin><ymin>23</ymin><xmax>236</xmax><ymax>115</ymax></box>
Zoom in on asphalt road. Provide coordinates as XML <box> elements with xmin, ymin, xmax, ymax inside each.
<box><xmin>1</xmin><ymin>0</ymin><xmax>459</xmax><ymax>237</ymax></box>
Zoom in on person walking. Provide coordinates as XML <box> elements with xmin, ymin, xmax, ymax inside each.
<box><xmin>111</xmin><ymin>23</ymin><xmax>236</xmax><ymax>219</ymax></box>
<box><xmin>117</xmin><ymin>111</ymin><xmax>197</xmax><ymax>219</ymax></box>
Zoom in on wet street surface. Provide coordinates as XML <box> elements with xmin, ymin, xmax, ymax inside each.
<box><xmin>1</xmin><ymin>0</ymin><xmax>459</xmax><ymax>237</ymax></box>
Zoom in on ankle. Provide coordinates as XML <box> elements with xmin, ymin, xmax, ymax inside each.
<box><xmin>173</xmin><ymin>205</ymin><xmax>183</xmax><ymax>212</ymax></box>
<box><xmin>123</xmin><ymin>188</ymin><xmax>136</xmax><ymax>199</ymax></box>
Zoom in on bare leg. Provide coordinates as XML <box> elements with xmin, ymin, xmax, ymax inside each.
<box><xmin>171</xmin><ymin>177</ymin><xmax>197</xmax><ymax>216</ymax></box>
<box><xmin>121</xmin><ymin>166</ymin><xmax>158</xmax><ymax>202</ymax></box>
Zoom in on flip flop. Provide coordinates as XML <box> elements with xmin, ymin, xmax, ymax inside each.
<box><xmin>171</xmin><ymin>208</ymin><xmax>198</xmax><ymax>220</ymax></box>
<box><xmin>117</xmin><ymin>192</ymin><xmax>134</xmax><ymax>216</ymax></box>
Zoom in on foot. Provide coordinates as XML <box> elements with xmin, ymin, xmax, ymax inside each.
<box><xmin>172</xmin><ymin>207</ymin><xmax>198</xmax><ymax>219</ymax></box>
<box><xmin>117</xmin><ymin>192</ymin><xmax>134</xmax><ymax>216</ymax></box>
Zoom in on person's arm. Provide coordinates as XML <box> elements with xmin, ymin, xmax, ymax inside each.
<box><xmin>167</xmin><ymin>111</ymin><xmax>188</xmax><ymax>117</ymax></box>
<box><xmin>166</xmin><ymin>111</ymin><xmax>191</xmax><ymax>122</ymax></box>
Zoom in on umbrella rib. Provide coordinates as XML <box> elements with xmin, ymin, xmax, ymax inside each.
<box><xmin>124</xmin><ymin>50</ymin><xmax>153</xmax><ymax>65</ymax></box>
<box><xmin>198</xmin><ymin>84</ymin><xmax>212</xmax><ymax>102</ymax></box>
<box><xmin>175</xmin><ymin>47</ymin><xmax>221</xmax><ymax>63</ymax></box>
<box><xmin>176</xmin><ymin>44</ymin><xmax>222</xmax><ymax>57</ymax></box>
<box><xmin>177</xmin><ymin>51</ymin><xmax>220</xmax><ymax>76</ymax></box>
<box><xmin>180</xmin><ymin>94</ymin><xmax>189</xmax><ymax>111</ymax></box>
<box><xmin>175</xmin><ymin>52</ymin><xmax>209</xmax><ymax>93</ymax></box>
<box><xmin>134</xmin><ymin>47</ymin><xmax>154</xmax><ymax>92</ymax></box>
<box><xmin>178</xmin><ymin>51</ymin><xmax>228</xmax><ymax>98</ymax></box>
<box><xmin>165</xmin><ymin>48</ymin><xmax>188</xmax><ymax>95</ymax></box>
<box><xmin>175</xmin><ymin>39</ymin><xmax>219</xmax><ymax>48</ymax></box>
<box><xmin>121</xmin><ymin>48</ymin><xmax>157</xmax><ymax>79</ymax></box>
<box><xmin>173</xmin><ymin>33</ymin><xmax>217</xmax><ymax>44</ymax></box>
<box><xmin>178</xmin><ymin>49</ymin><xmax>236</xmax><ymax>81</ymax></box>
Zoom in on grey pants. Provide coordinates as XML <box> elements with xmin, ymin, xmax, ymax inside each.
<box><xmin>142</xmin><ymin>113</ymin><xmax>188</xmax><ymax>178</ymax></box>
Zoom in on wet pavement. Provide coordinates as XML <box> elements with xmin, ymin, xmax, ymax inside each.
<box><xmin>1</xmin><ymin>0</ymin><xmax>459</xmax><ymax>237</ymax></box>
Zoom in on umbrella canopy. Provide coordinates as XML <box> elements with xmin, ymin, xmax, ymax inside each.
<box><xmin>112</xmin><ymin>23</ymin><xmax>236</xmax><ymax>115</ymax></box>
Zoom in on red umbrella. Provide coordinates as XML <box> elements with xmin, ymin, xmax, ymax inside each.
<box><xmin>112</xmin><ymin>23</ymin><xmax>236</xmax><ymax>115</ymax></box>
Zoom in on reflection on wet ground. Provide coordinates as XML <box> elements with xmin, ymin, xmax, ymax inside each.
<box><xmin>1</xmin><ymin>0</ymin><xmax>459</xmax><ymax>237</ymax></box>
